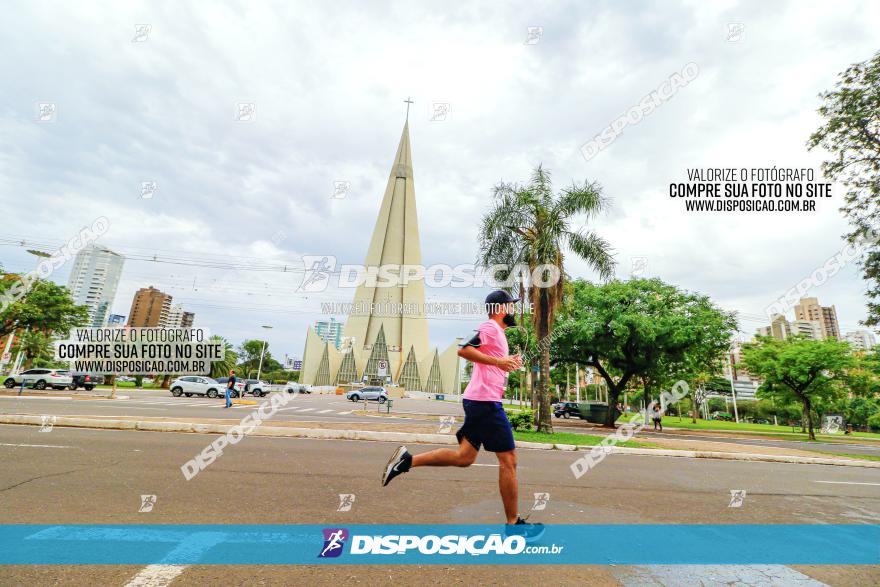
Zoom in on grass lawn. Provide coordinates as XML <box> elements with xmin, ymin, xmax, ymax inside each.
<box><xmin>513</xmin><ymin>430</ymin><xmax>656</xmax><ymax>449</ymax></box>
<box><xmin>617</xmin><ymin>414</ymin><xmax>880</xmax><ymax>441</ymax></box>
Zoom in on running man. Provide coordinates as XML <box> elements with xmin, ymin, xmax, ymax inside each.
<box><xmin>381</xmin><ymin>290</ymin><xmax>543</xmax><ymax>537</ymax></box>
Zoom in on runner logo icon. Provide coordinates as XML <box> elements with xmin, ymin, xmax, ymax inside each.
<box><xmin>319</xmin><ymin>528</ymin><xmax>349</xmax><ymax>558</ymax></box>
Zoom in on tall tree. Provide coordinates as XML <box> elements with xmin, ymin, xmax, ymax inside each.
<box><xmin>0</xmin><ymin>277</ymin><xmax>88</xmax><ymax>337</ymax></box>
<box><xmin>237</xmin><ymin>339</ymin><xmax>275</xmax><ymax>376</ymax></box>
<box><xmin>209</xmin><ymin>336</ymin><xmax>238</xmax><ymax>379</ymax></box>
<box><xmin>11</xmin><ymin>331</ymin><xmax>54</xmax><ymax>369</ymax></box>
<box><xmin>553</xmin><ymin>278</ymin><xmax>738</xmax><ymax>427</ymax></box>
<box><xmin>479</xmin><ymin>166</ymin><xmax>615</xmax><ymax>432</ymax></box>
<box><xmin>809</xmin><ymin>51</ymin><xmax>880</xmax><ymax>326</ymax></box>
<box><xmin>741</xmin><ymin>336</ymin><xmax>854</xmax><ymax>440</ymax></box>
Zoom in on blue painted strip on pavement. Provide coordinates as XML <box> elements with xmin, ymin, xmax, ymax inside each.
<box><xmin>0</xmin><ymin>524</ymin><xmax>876</xmax><ymax>565</ymax></box>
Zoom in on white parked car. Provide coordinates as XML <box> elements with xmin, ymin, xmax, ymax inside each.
<box><xmin>169</xmin><ymin>376</ymin><xmax>222</xmax><ymax>398</ymax></box>
<box><xmin>3</xmin><ymin>369</ymin><xmax>73</xmax><ymax>390</ymax></box>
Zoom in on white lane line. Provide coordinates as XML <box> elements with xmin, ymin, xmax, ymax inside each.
<box><xmin>337</xmin><ymin>411</ymin><xmax>353</xmax><ymax>415</ymax></box>
<box><xmin>815</xmin><ymin>480</ymin><xmax>880</xmax><ymax>486</ymax></box>
<box><xmin>297</xmin><ymin>408</ymin><xmax>316</xmax><ymax>412</ymax></box>
<box><xmin>124</xmin><ymin>564</ymin><xmax>188</xmax><ymax>587</ymax></box>
<box><xmin>316</xmin><ymin>409</ymin><xmax>334</xmax><ymax>414</ymax></box>
<box><xmin>274</xmin><ymin>407</ymin><xmax>302</xmax><ymax>412</ymax></box>
<box><xmin>0</xmin><ymin>442</ymin><xmax>72</xmax><ymax>448</ymax></box>
<box><xmin>615</xmin><ymin>565</ymin><xmax>828</xmax><ymax>586</ymax></box>
<box><xmin>0</xmin><ymin>396</ymin><xmax>71</xmax><ymax>401</ymax></box>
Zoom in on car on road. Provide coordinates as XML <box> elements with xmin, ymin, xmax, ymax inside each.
<box><xmin>553</xmin><ymin>402</ymin><xmax>583</xmax><ymax>419</ymax></box>
<box><xmin>242</xmin><ymin>379</ymin><xmax>268</xmax><ymax>397</ymax></box>
<box><xmin>346</xmin><ymin>386</ymin><xmax>388</xmax><ymax>403</ymax></box>
<box><xmin>285</xmin><ymin>382</ymin><xmax>311</xmax><ymax>394</ymax></box>
<box><xmin>214</xmin><ymin>376</ymin><xmax>245</xmax><ymax>398</ymax></box>
<box><xmin>56</xmin><ymin>371</ymin><xmax>104</xmax><ymax>391</ymax></box>
<box><xmin>3</xmin><ymin>369</ymin><xmax>73</xmax><ymax>390</ymax></box>
<box><xmin>169</xmin><ymin>376</ymin><xmax>223</xmax><ymax>398</ymax></box>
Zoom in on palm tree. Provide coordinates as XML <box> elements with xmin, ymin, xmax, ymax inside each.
<box><xmin>12</xmin><ymin>330</ymin><xmax>53</xmax><ymax>369</ymax></box>
<box><xmin>210</xmin><ymin>336</ymin><xmax>238</xmax><ymax>379</ymax></box>
<box><xmin>479</xmin><ymin>166</ymin><xmax>615</xmax><ymax>432</ymax></box>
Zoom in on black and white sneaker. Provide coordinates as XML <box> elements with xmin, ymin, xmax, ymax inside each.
<box><xmin>381</xmin><ymin>445</ymin><xmax>412</xmax><ymax>487</ymax></box>
<box><xmin>505</xmin><ymin>516</ymin><xmax>545</xmax><ymax>542</ymax></box>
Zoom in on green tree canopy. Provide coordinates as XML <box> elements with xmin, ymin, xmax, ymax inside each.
<box><xmin>741</xmin><ymin>336</ymin><xmax>855</xmax><ymax>439</ymax></box>
<box><xmin>552</xmin><ymin>278</ymin><xmax>738</xmax><ymax>427</ymax></box>
<box><xmin>809</xmin><ymin>50</ymin><xmax>880</xmax><ymax>327</ymax></box>
<box><xmin>236</xmin><ymin>339</ymin><xmax>279</xmax><ymax>377</ymax></box>
<box><xmin>0</xmin><ymin>276</ymin><xmax>88</xmax><ymax>337</ymax></box>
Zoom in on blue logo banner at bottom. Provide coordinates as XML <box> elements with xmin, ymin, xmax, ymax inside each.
<box><xmin>0</xmin><ymin>524</ymin><xmax>876</xmax><ymax>565</ymax></box>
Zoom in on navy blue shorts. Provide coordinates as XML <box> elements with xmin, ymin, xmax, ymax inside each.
<box><xmin>456</xmin><ymin>399</ymin><xmax>516</xmax><ymax>453</ymax></box>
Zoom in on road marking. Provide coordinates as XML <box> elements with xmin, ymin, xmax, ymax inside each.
<box><xmin>297</xmin><ymin>408</ymin><xmax>316</xmax><ymax>412</ymax></box>
<box><xmin>316</xmin><ymin>409</ymin><xmax>334</xmax><ymax>413</ymax></box>
<box><xmin>338</xmin><ymin>411</ymin><xmax>352</xmax><ymax>415</ymax></box>
<box><xmin>125</xmin><ymin>564</ymin><xmax>188</xmax><ymax>587</ymax></box>
<box><xmin>0</xmin><ymin>396</ymin><xmax>71</xmax><ymax>401</ymax></box>
<box><xmin>0</xmin><ymin>442</ymin><xmax>72</xmax><ymax>448</ymax></box>
<box><xmin>815</xmin><ymin>480</ymin><xmax>880</xmax><ymax>486</ymax></box>
<box><xmin>614</xmin><ymin>564</ymin><xmax>828</xmax><ymax>586</ymax></box>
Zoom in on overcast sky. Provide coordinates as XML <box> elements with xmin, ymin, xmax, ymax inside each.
<box><xmin>1</xmin><ymin>0</ymin><xmax>878</xmax><ymax>360</ymax></box>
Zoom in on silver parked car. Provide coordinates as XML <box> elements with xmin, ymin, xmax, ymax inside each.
<box><xmin>346</xmin><ymin>386</ymin><xmax>388</xmax><ymax>403</ymax></box>
<box><xmin>3</xmin><ymin>368</ymin><xmax>73</xmax><ymax>390</ymax></box>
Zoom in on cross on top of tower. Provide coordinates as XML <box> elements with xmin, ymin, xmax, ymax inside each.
<box><xmin>404</xmin><ymin>97</ymin><xmax>414</xmax><ymax>121</ymax></box>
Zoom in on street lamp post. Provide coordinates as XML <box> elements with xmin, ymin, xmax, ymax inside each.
<box><xmin>255</xmin><ymin>325</ymin><xmax>273</xmax><ymax>384</ymax></box>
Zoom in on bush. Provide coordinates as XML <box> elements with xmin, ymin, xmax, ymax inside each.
<box><xmin>507</xmin><ymin>409</ymin><xmax>535</xmax><ymax>431</ymax></box>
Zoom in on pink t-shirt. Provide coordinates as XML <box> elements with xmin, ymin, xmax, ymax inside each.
<box><xmin>462</xmin><ymin>319</ymin><xmax>509</xmax><ymax>402</ymax></box>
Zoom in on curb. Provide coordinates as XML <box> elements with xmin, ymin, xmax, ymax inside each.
<box><xmin>1</xmin><ymin>414</ymin><xmax>877</xmax><ymax>469</ymax></box>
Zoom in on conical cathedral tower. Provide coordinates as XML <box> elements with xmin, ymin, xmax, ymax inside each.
<box><xmin>342</xmin><ymin>121</ymin><xmax>430</xmax><ymax>364</ymax></box>
<box><xmin>300</xmin><ymin>117</ymin><xmax>460</xmax><ymax>394</ymax></box>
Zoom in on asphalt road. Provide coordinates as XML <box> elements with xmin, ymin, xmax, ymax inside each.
<box><xmin>0</xmin><ymin>423</ymin><xmax>877</xmax><ymax>586</ymax></box>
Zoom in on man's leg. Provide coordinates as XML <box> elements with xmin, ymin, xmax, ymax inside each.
<box><xmin>412</xmin><ymin>439</ymin><xmax>478</xmax><ymax>468</ymax></box>
<box><xmin>495</xmin><ymin>449</ymin><xmax>518</xmax><ymax>524</ymax></box>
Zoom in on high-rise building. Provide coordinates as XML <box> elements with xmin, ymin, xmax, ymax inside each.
<box><xmin>314</xmin><ymin>317</ymin><xmax>343</xmax><ymax>349</ymax></box>
<box><xmin>757</xmin><ymin>315</ymin><xmax>822</xmax><ymax>341</ymax></box>
<box><xmin>107</xmin><ymin>314</ymin><xmax>126</xmax><ymax>327</ymax></box>
<box><xmin>127</xmin><ymin>286</ymin><xmax>172</xmax><ymax>327</ymax></box>
<box><xmin>67</xmin><ymin>244</ymin><xmax>125</xmax><ymax>327</ymax></box>
<box><xmin>164</xmin><ymin>304</ymin><xmax>196</xmax><ymax>329</ymax></box>
<box><xmin>794</xmin><ymin>297</ymin><xmax>840</xmax><ymax>339</ymax></box>
<box><xmin>845</xmin><ymin>330</ymin><xmax>876</xmax><ymax>352</ymax></box>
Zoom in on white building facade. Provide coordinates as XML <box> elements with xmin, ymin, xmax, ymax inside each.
<box><xmin>67</xmin><ymin>244</ymin><xmax>124</xmax><ymax>327</ymax></box>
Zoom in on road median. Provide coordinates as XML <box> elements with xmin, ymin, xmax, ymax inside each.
<box><xmin>1</xmin><ymin>413</ymin><xmax>878</xmax><ymax>469</ymax></box>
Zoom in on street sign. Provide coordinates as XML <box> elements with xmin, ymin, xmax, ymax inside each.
<box><xmin>377</xmin><ymin>360</ymin><xmax>388</xmax><ymax>377</ymax></box>
<box><xmin>292</xmin><ymin>360</ymin><xmax>302</xmax><ymax>371</ymax></box>
<box><xmin>1</xmin><ymin>352</ymin><xmax>10</xmax><ymax>363</ymax></box>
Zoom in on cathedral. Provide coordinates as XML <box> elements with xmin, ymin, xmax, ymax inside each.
<box><xmin>299</xmin><ymin>120</ymin><xmax>461</xmax><ymax>394</ymax></box>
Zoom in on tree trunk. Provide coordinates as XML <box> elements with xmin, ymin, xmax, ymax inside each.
<box><xmin>605</xmin><ymin>386</ymin><xmax>621</xmax><ymax>428</ymax></box>
<box><xmin>161</xmin><ymin>374</ymin><xmax>171</xmax><ymax>389</ymax></box>
<box><xmin>536</xmin><ymin>288</ymin><xmax>553</xmax><ymax>433</ymax></box>
<box><xmin>803</xmin><ymin>395</ymin><xmax>815</xmax><ymax>441</ymax></box>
